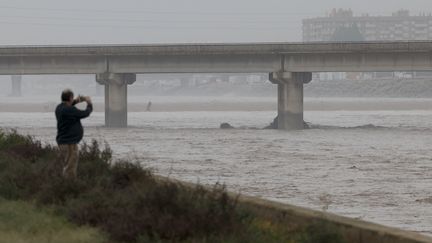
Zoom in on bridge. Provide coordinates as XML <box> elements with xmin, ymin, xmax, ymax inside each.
<box><xmin>2</xmin><ymin>41</ymin><xmax>432</xmax><ymax>129</ymax></box>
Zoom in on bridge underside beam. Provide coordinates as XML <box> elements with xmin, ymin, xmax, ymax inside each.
<box><xmin>270</xmin><ymin>72</ymin><xmax>312</xmax><ymax>130</ymax></box>
<box><xmin>282</xmin><ymin>52</ymin><xmax>432</xmax><ymax>72</ymax></box>
<box><xmin>1</xmin><ymin>52</ymin><xmax>432</xmax><ymax>74</ymax></box>
<box><xmin>106</xmin><ymin>53</ymin><xmax>432</xmax><ymax>73</ymax></box>
<box><xmin>96</xmin><ymin>73</ymin><xmax>136</xmax><ymax>128</ymax></box>
<box><xmin>107</xmin><ymin>54</ymin><xmax>280</xmax><ymax>73</ymax></box>
<box><xmin>0</xmin><ymin>56</ymin><xmax>106</xmax><ymax>75</ymax></box>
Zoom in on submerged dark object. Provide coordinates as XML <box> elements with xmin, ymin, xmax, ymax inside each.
<box><xmin>264</xmin><ymin>116</ymin><xmax>278</xmax><ymax>129</ymax></box>
<box><xmin>220</xmin><ymin>123</ymin><xmax>235</xmax><ymax>129</ymax></box>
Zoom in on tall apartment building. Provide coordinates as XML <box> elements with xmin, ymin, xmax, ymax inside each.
<box><xmin>303</xmin><ymin>9</ymin><xmax>432</xmax><ymax>42</ymax></box>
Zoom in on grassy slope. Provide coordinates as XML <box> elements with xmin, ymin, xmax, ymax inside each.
<box><xmin>0</xmin><ymin>130</ymin><xmax>345</xmax><ymax>243</ymax></box>
<box><xmin>0</xmin><ymin>198</ymin><xmax>106</xmax><ymax>243</ymax></box>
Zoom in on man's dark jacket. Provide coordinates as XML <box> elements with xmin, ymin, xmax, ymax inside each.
<box><xmin>55</xmin><ymin>101</ymin><xmax>93</xmax><ymax>145</ymax></box>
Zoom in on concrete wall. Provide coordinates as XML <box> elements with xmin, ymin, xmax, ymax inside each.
<box><xmin>237</xmin><ymin>194</ymin><xmax>432</xmax><ymax>243</ymax></box>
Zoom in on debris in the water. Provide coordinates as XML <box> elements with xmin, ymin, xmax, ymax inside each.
<box><xmin>220</xmin><ymin>123</ymin><xmax>234</xmax><ymax>129</ymax></box>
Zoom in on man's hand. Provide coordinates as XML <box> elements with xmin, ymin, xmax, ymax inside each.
<box><xmin>73</xmin><ymin>96</ymin><xmax>82</xmax><ymax>104</ymax></box>
<box><xmin>73</xmin><ymin>95</ymin><xmax>91</xmax><ymax>105</ymax></box>
<box><xmin>84</xmin><ymin>96</ymin><xmax>92</xmax><ymax>104</ymax></box>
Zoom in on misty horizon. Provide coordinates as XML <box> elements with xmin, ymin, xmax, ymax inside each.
<box><xmin>0</xmin><ymin>0</ymin><xmax>432</xmax><ymax>45</ymax></box>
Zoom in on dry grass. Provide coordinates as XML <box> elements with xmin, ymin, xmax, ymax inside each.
<box><xmin>0</xmin><ymin>198</ymin><xmax>106</xmax><ymax>243</ymax></box>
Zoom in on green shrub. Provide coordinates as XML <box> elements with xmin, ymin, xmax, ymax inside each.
<box><xmin>0</xmin><ymin>130</ymin><xmax>243</xmax><ymax>242</ymax></box>
<box><xmin>297</xmin><ymin>221</ymin><xmax>346</xmax><ymax>243</ymax></box>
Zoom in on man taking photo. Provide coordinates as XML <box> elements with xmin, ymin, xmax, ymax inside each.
<box><xmin>55</xmin><ymin>89</ymin><xmax>93</xmax><ymax>179</ymax></box>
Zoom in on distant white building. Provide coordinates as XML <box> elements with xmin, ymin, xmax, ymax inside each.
<box><xmin>303</xmin><ymin>9</ymin><xmax>432</xmax><ymax>42</ymax></box>
<box><xmin>303</xmin><ymin>9</ymin><xmax>432</xmax><ymax>80</ymax></box>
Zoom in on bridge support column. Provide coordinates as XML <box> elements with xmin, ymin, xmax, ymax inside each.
<box><xmin>96</xmin><ymin>73</ymin><xmax>136</xmax><ymax>127</ymax></box>
<box><xmin>10</xmin><ymin>75</ymin><xmax>22</xmax><ymax>97</ymax></box>
<box><xmin>269</xmin><ymin>72</ymin><xmax>312</xmax><ymax>130</ymax></box>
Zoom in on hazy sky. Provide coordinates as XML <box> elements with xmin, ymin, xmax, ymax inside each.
<box><xmin>1</xmin><ymin>0</ymin><xmax>432</xmax><ymax>45</ymax></box>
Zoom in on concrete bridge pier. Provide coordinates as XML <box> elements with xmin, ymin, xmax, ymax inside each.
<box><xmin>96</xmin><ymin>73</ymin><xmax>136</xmax><ymax>127</ymax></box>
<box><xmin>269</xmin><ymin>72</ymin><xmax>312</xmax><ymax>130</ymax></box>
<box><xmin>10</xmin><ymin>75</ymin><xmax>22</xmax><ymax>97</ymax></box>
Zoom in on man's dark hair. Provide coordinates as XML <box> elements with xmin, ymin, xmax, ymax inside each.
<box><xmin>61</xmin><ymin>89</ymin><xmax>74</xmax><ymax>102</ymax></box>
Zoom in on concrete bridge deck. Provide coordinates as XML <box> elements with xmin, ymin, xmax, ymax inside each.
<box><xmin>1</xmin><ymin>41</ymin><xmax>432</xmax><ymax>55</ymax></box>
<box><xmin>2</xmin><ymin>41</ymin><xmax>432</xmax><ymax>74</ymax></box>
<box><xmin>2</xmin><ymin>41</ymin><xmax>432</xmax><ymax>128</ymax></box>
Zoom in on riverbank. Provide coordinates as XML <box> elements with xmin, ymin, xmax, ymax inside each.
<box><xmin>0</xmin><ymin>129</ymin><xmax>347</xmax><ymax>243</ymax></box>
<box><xmin>3</xmin><ymin>107</ymin><xmax>432</xmax><ymax>234</ymax></box>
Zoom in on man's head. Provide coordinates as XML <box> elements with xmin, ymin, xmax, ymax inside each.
<box><xmin>61</xmin><ymin>89</ymin><xmax>74</xmax><ymax>104</ymax></box>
